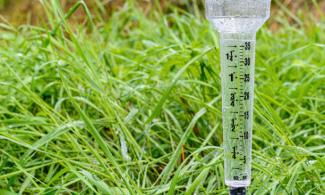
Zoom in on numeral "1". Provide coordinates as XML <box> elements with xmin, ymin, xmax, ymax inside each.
<box><xmin>229</xmin><ymin>72</ymin><xmax>235</xmax><ymax>82</ymax></box>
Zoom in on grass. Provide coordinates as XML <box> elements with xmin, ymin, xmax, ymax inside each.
<box><xmin>0</xmin><ymin>0</ymin><xmax>324</xmax><ymax>194</ymax></box>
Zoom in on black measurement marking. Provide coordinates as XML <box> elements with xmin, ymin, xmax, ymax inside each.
<box><xmin>242</xmin><ymin>156</ymin><xmax>247</xmax><ymax>164</ymax></box>
<box><xmin>231</xmin><ymin>111</ymin><xmax>239</xmax><ymax>114</ymax></box>
<box><xmin>233</xmin><ymin>176</ymin><xmax>239</xmax><ymax>180</ymax></box>
<box><xmin>229</xmin><ymin>72</ymin><xmax>235</xmax><ymax>82</ymax></box>
<box><xmin>226</xmin><ymin>50</ymin><xmax>235</xmax><ymax>61</ymax></box>
<box><xmin>228</xmin><ymin>45</ymin><xmax>237</xmax><ymax>48</ymax></box>
<box><xmin>243</xmin><ymin>111</ymin><xmax>249</xmax><ymax>120</ymax></box>
<box><xmin>229</xmin><ymin>87</ymin><xmax>238</xmax><ymax>90</ymax></box>
<box><xmin>231</xmin><ymin>118</ymin><xmax>236</xmax><ymax>131</ymax></box>
<box><xmin>242</xmin><ymin>175</ymin><xmax>247</xmax><ymax>180</ymax></box>
<box><xmin>244</xmin><ymin>57</ymin><xmax>251</xmax><ymax>66</ymax></box>
<box><xmin>228</xmin><ymin>66</ymin><xmax>237</xmax><ymax>68</ymax></box>
<box><xmin>244</xmin><ymin>74</ymin><xmax>250</xmax><ymax>82</ymax></box>
<box><xmin>232</xmin><ymin>146</ymin><xmax>237</xmax><ymax>159</ymax></box>
<box><xmin>244</xmin><ymin>92</ymin><xmax>250</xmax><ymax>100</ymax></box>
<box><xmin>244</xmin><ymin>131</ymin><xmax>249</xmax><ymax>139</ymax></box>
<box><xmin>245</xmin><ymin>42</ymin><xmax>251</xmax><ymax>50</ymax></box>
<box><xmin>230</xmin><ymin>93</ymin><xmax>236</xmax><ymax>107</ymax></box>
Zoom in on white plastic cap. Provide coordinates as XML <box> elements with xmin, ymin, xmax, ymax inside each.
<box><xmin>205</xmin><ymin>0</ymin><xmax>271</xmax><ymax>32</ymax></box>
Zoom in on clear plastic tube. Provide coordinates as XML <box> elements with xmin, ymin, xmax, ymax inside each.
<box><xmin>220</xmin><ymin>32</ymin><xmax>255</xmax><ymax>187</ymax></box>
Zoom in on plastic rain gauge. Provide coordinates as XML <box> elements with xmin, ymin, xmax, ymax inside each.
<box><xmin>205</xmin><ymin>0</ymin><xmax>271</xmax><ymax>194</ymax></box>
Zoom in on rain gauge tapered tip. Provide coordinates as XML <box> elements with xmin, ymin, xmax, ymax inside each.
<box><xmin>205</xmin><ymin>0</ymin><xmax>271</xmax><ymax>193</ymax></box>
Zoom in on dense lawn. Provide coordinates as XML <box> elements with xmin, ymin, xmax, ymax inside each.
<box><xmin>0</xmin><ymin>1</ymin><xmax>324</xmax><ymax>194</ymax></box>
